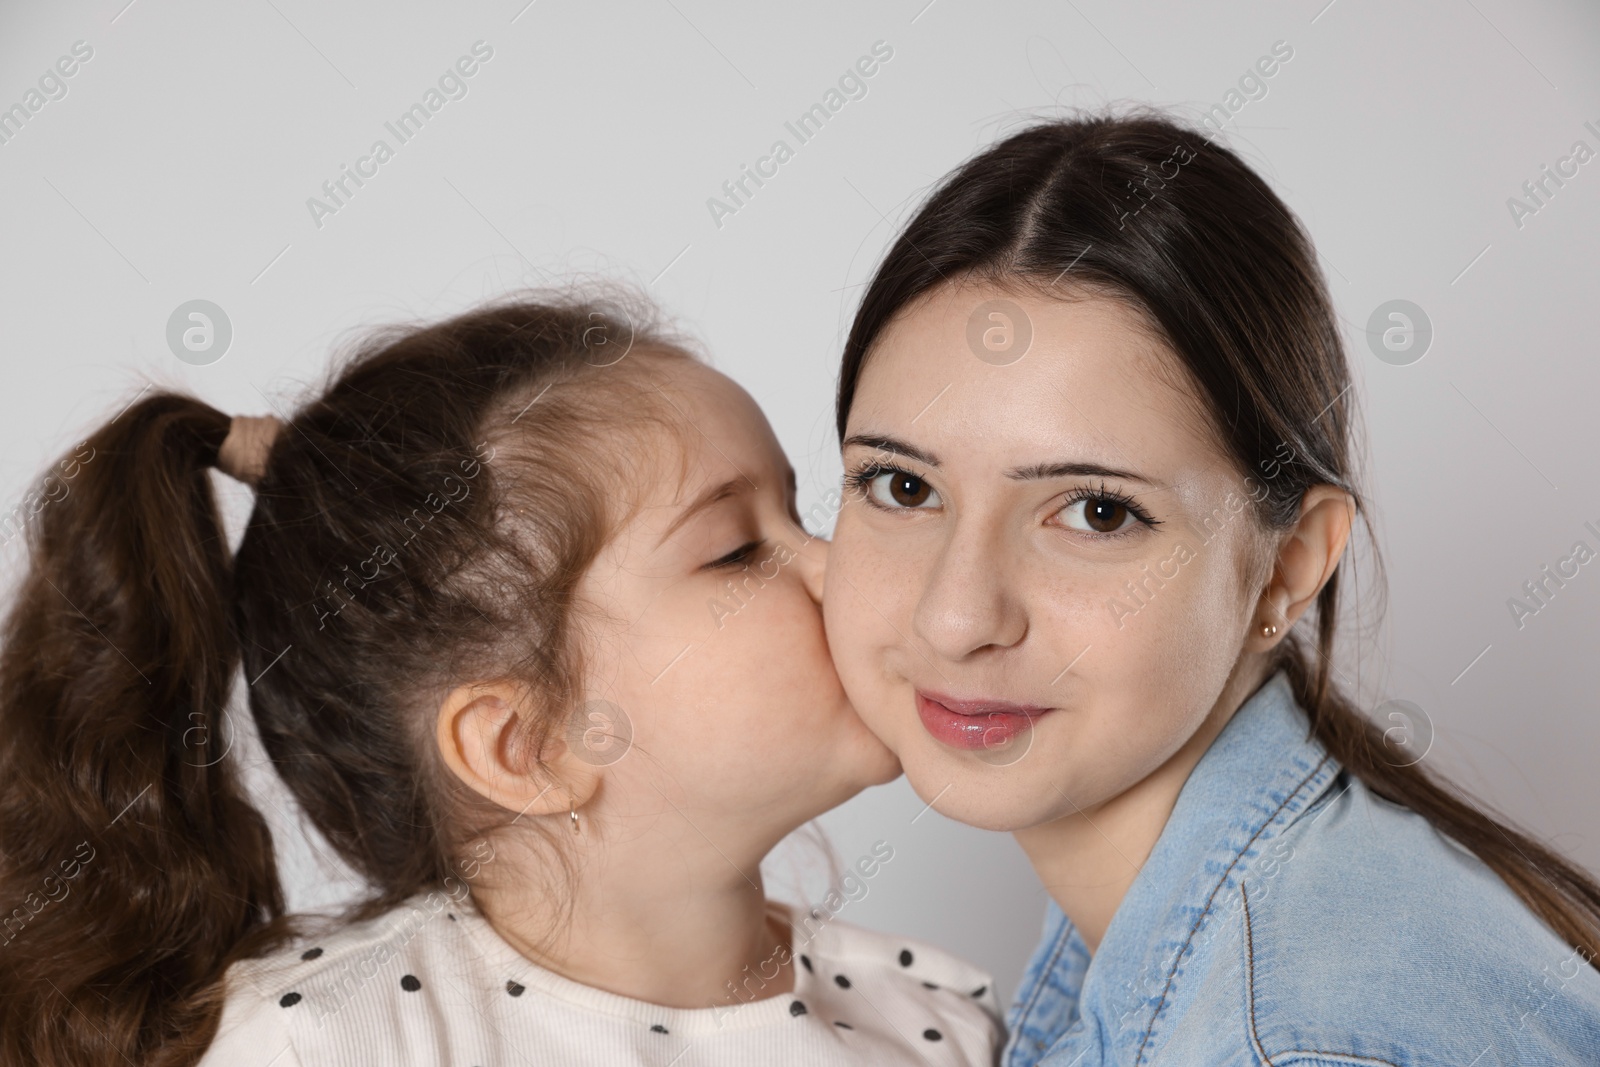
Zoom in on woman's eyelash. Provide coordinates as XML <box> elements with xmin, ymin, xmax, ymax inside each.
<box><xmin>1057</xmin><ymin>479</ymin><xmax>1160</xmax><ymax>534</ymax></box>
<box><xmin>706</xmin><ymin>540</ymin><xmax>763</xmax><ymax>569</ymax></box>
<box><xmin>842</xmin><ymin>463</ymin><xmax>895</xmax><ymax>498</ymax></box>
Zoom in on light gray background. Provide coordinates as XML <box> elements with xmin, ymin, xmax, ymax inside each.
<box><xmin>2</xmin><ymin>0</ymin><xmax>1597</xmax><ymax>1004</ymax></box>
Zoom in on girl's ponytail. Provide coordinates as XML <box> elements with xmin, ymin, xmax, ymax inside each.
<box><xmin>0</xmin><ymin>392</ymin><xmax>289</xmax><ymax>1066</ymax></box>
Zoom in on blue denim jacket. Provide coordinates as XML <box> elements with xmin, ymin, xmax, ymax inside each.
<box><xmin>1003</xmin><ymin>668</ymin><xmax>1600</xmax><ymax>1067</ymax></box>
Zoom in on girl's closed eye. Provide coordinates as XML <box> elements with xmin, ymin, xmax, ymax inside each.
<box><xmin>705</xmin><ymin>539</ymin><xmax>764</xmax><ymax>570</ymax></box>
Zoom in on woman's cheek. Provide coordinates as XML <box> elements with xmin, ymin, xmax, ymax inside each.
<box><xmin>822</xmin><ymin>558</ymin><xmax>888</xmax><ymax>703</ymax></box>
<box><xmin>821</xmin><ymin>533</ymin><xmax>861</xmax><ymax>629</ymax></box>
<box><xmin>1112</xmin><ymin>554</ymin><xmax>1243</xmax><ymax>702</ymax></box>
<box><xmin>851</xmin><ymin>535</ymin><xmax>923</xmax><ymax>635</ymax></box>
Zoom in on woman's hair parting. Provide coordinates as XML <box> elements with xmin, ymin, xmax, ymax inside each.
<box><xmin>836</xmin><ymin>106</ymin><xmax>1600</xmax><ymax>965</ymax></box>
<box><xmin>0</xmin><ymin>288</ymin><xmax>694</xmax><ymax>1066</ymax></box>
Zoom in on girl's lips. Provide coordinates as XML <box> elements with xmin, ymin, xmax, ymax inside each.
<box><xmin>914</xmin><ymin>690</ymin><xmax>1054</xmax><ymax>751</ymax></box>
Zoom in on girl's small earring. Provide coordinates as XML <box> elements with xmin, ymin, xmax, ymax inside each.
<box><xmin>569</xmin><ymin>807</ymin><xmax>580</xmax><ymax>835</ymax></box>
<box><xmin>1261</xmin><ymin>623</ymin><xmax>1278</xmax><ymax>638</ymax></box>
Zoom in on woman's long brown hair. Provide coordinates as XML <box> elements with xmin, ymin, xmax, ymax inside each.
<box><xmin>835</xmin><ymin>108</ymin><xmax>1600</xmax><ymax>964</ymax></box>
<box><xmin>0</xmin><ymin>292</ymin><xmax>690</xmax><ymax>1065</ymax></box>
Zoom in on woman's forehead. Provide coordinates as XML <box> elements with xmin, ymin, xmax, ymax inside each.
<box><xmin>850</xmin><ymin>283</ymin><xmax>1224</xmax><ymax>477</ymax></box>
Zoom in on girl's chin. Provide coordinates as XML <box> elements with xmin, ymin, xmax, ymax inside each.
<box><xmin>865</xmin><ymin>751</ymin><xmax>904</xmax><ymax>786</ymax></box>
<box><xmin>825</xmin><ymin>745</ymin><xmax>902</xmax><ymax>795</ymax></box>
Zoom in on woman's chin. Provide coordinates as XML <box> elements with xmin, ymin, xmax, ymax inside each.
<box><xmin>921</xmin><ymin>792</ymin><xmax>1026</xmax><ymax>832</ymax></box>
<box><xmin>895</xmin><ymin>757</ymin><xmax>1068</xmax><ymax>833</ymax></box>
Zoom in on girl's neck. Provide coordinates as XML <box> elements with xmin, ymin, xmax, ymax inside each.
<box><xmin>474</xmin><ymin>826</ymin><xmax>794</xmax><ymax>1010</ymax></box>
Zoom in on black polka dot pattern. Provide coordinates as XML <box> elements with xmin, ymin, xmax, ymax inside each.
<box><xmin>266</xmin><ymin>925</ymin><xmax>980</xmax><ymax>1051</ymax></box>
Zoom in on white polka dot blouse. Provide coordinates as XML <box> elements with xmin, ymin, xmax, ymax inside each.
<box><xmin>200</xmin><ymin>892</ymin><xmax>1005</xmax><ymax>1066</ymax></box>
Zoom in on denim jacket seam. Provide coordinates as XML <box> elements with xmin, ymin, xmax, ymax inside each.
<box><xmin>1239</xmin><ymin>882</ymin><xmax>1402</xmax><ymax>1067</ymax></box>
<box><xmin>1130</xmin><ymin>752</ymin><xmax>1334</xmax><ymax>1067</ymax></box>
<box><xmin>1007</xmin><ymin>912</ymin><xmax>1075</xmax><ymax>1065</ymax></box>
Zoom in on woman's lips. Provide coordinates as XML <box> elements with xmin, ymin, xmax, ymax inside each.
<box><xmin>915</xmin><ymin>690</ymin><xmax>1054</xmax><ymax>751</ymax></box>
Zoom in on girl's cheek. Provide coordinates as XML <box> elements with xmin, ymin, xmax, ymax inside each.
<box><xmin>724</xmin><ymin>578</ymin><xmax>815</xmax><ymax>647</ymax></box>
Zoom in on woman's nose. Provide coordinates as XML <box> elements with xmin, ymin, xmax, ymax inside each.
<box><xmin>910</xmin><ymin>524</ymin><xmax>1027</xmax><ymax>661</ymax></box>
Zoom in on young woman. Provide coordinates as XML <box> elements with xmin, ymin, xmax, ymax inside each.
<box><xmin>822</xmin><ymin>111</ymin><xmax>1600</xmax><ymax>1065</ymax></box>
<box><xmin>0</xmin><ymin>294</ymin><xmax>1003</xmax><ymax>1065</ymax></box>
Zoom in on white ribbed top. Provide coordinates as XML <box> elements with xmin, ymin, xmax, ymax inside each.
<box><xmin>201</xmin><ymin>893</ymin><xmax>1004</xmax><ymax>1066</ymax></box>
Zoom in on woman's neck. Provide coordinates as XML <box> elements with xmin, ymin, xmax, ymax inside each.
<box><xmin>1013</xmin><ymin>662</ymin><xmax>1265</xmax><ymax>953</ymax></box>
<box><xmin>473</xmin><ymin>816</ymin><xmax>795</xmax><ymax>1010</ymax></box>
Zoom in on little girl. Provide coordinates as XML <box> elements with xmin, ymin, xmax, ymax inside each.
<box><xmin>0</xmin><ymin>292</ymin><xmax>1004</xmax><ymax>1065</ymax></box>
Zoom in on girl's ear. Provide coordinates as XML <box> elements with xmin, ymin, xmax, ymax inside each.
<box><xmin>434</xmin><ymin>681</ymin><xmax>601</xmax><ymax>817</ymax></box>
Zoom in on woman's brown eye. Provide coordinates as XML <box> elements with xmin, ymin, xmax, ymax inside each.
<box><xmin>867</xmin><ymin>470</ymin><xmax>941</xmax><ymax>510</ymax></box>
<box><xmin>889</xmin><ymin>474</ymin><xmax>930</xmax><ymax>507</ymax></box>
<box><xmin>1059</xmin><ymin>496</ymin><xmax>1135</xmax><ymax>534</ymax></box>
<box><xmin>1084</xmin><ymin>498</ymin><xmax>1127</xmax><ymax>533</ymax></box>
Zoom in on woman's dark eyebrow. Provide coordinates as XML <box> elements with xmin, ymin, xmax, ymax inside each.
<box><xmin>845</xmin><ymin>433</ymin><xmax>1156</xmax><ymax>487</ymax></box>
<box><xmin>841</xmin><ymin>433</ymin><xmax>941</xmax><ymax>467</ymax></box>
<box><xmin>1007</xmin><ymin>460</ymin><xmax>1158</xmax><ymax>486</ymax></box>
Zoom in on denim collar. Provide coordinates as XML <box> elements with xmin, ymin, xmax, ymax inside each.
<box><xmin>1007</xmin><ymin>667</ymin><xmax>1343</xmax><ymax>1066</ymax></box>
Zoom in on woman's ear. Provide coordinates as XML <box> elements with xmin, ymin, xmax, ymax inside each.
<box><xmin>1257</xmin><ymin>485</ymin><xmax>1355</xmax><ymax>640</ymax></box>
<box><xmin>434</xmin><ymin>680</ymin><xmax>601</xmax><ymax>817</ymax></box>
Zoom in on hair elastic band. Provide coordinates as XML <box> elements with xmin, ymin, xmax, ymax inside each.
<box><xmin>215</xmin><ymin>414</ymin><xmax>284</xmax><ymax>487</ymax></box>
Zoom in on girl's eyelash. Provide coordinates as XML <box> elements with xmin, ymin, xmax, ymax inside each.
<box><xmin>706</xmin><ymin>540</ymin><xmax>763</xmax><ymax>569</ymax></box>
<box><xmin>843</xmin><ymin>465</ymin><xmax>1159</xmax><ymax>538</ymax></box>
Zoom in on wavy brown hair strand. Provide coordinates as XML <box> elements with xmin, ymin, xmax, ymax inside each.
<box><xmin>0</xmin><ymin>395</ymin><xmax>283</xmax><ymax>1065</ymax></box>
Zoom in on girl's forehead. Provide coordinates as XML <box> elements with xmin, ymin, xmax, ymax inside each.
<box><xmin>609</xmin><ymin>362</ymin><xmax>782</xmax><ymax>522</ymax></box>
